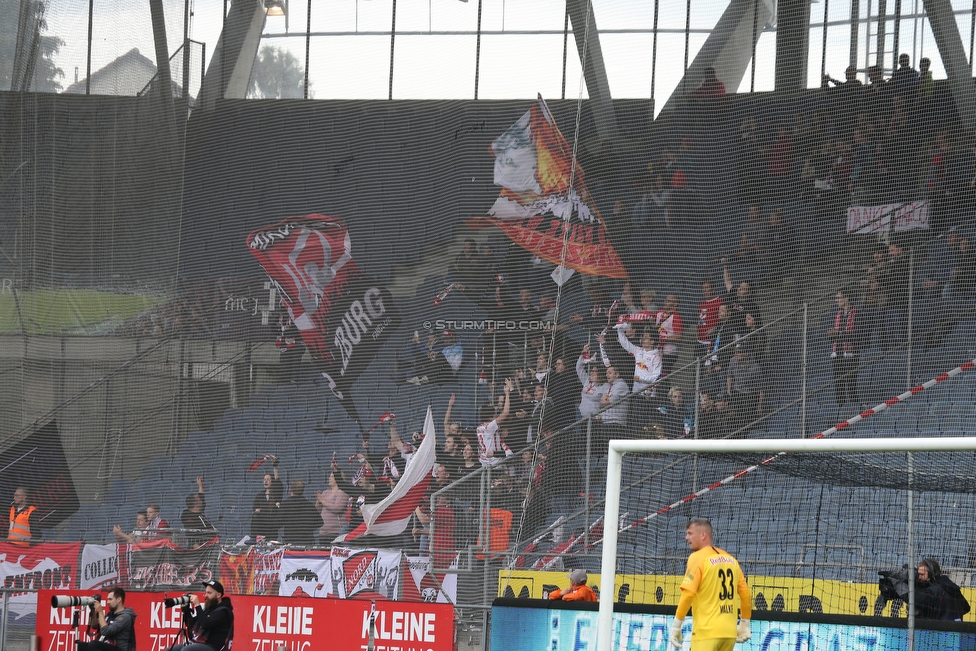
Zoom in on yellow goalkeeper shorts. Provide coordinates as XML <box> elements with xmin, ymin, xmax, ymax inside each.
<box><xmin>691</xmin><ymin>638</ymin><xmax>735</xmax><ymax>651</ymax></box>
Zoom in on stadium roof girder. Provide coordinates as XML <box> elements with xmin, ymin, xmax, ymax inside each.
<box><xmin>199</xmin><ymin>0</ymin><xmax>268</xmax><ymax>109</ymax></box>
<box><xmin>660</xmin><ymin>0</ymin><xmax>775</xmax><ymax>116</ymax></box>
<box><xmin>566</xmin><ymin>0</ymin><xmax>620</xmax><ymax>144</ymax></box>
<box><xmin>922</xmin><ymin>0</ymin><xmax>976</xmax><ymax>130</ymax></box>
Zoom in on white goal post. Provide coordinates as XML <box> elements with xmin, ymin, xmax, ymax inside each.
<box><xmin>596</xmin><ymin>437</ymin><xmax>976</xmax><ymax>651</ymax></box>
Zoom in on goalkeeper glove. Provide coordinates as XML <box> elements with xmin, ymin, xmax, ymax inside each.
<box><xmin>669</xmin><ymin>618</ymin><xmax>683</xmax><ymax>649</ymax></box>
<box><xmin>736</xmin><ymin>619</ymin><xmax>751</xmax><ymax>643</ymax></box>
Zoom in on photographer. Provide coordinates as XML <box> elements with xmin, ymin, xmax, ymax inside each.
<box><xmin>166</xmin><ymin>580</ymin><xmax>234</xmax><ymax>651</ymax></box>
<box><xmin>78</xmin><ymin>588</ymin><xmax>136</xmax><ymax>651</ymax></box>
<box><xmin>916</xmin><ymin>558</ymin><xmax>970</xmax><ymax>621</ymax></box>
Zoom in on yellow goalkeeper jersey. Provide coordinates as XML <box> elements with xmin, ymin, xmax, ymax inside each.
<box><xmin>680</xmin><ymin>546</ymin><xmax>751</xmax><ymax>640</ymax></box>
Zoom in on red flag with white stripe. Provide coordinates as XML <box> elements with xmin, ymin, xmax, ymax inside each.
<box><xmin>487</xmin><ymin>96</ymin><xmax>628</xmax><ymax>280</ymax></box>
<box><xmin>334</xmin><ymin>407</ymin><xmax>437</xmax><ymax>542</ymax></box>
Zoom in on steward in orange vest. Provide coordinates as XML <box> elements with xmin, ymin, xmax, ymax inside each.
<box><xmin>549</xmin><ymin>569</ymin><xmax>597</xmax><ymax>602</ymax></box>
<box><xmin>8</xmin><ymin>487</ymin><xmax>37</xmax><ymax>547</ymax></box>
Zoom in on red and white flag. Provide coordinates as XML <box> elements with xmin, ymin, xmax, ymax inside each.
<box><xmin>246</xmin><ymin>214</ymin><xmax>400</xmax><ymax>422</ymax></box>
<box><xmin>486</xmin><ymin>96</ymin><xmax>628</xmax><ymax>280</ymax></box>
<box><xmin>334</xmin><ymin>407</ymin><xmax>437</xmax><ymax>542</ymax></box>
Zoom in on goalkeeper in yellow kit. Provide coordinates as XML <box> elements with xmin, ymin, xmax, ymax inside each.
<box><xmin>670</xmin><ymin>518</ymin><xmax>752</xmax><ymax>651</ymax></box>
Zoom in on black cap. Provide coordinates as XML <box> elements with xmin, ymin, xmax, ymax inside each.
<box><xmin>203</xmin><ymin>580</ymin><xmax>224</xmax><ymax>594</ymax></box>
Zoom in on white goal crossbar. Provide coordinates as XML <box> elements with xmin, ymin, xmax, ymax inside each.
<box><xmin>597</xmin><ymin>437</ymin><xmax>976</xmax><ymax>651</ymax></box>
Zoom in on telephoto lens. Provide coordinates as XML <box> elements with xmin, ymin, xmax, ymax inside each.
<box><xmin>164</xmin><ymin>594</ymin><xmax>194</xmax><ymax>608</ymax></box>
<box><xmin>51</xmin><ymin>595</ymin><xmax>97</xmax><ymax>608</ymax></box>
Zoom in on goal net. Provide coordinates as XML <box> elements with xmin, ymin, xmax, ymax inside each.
<box><xmin>590</xmin><ymin>436</ymin><xmax>976</xmax><ymax>651</ymax></box>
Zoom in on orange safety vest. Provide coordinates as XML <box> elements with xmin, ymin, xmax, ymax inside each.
<box><xmin>8</xmin><ymin>505</ymin><xmax>35</xmax><ymax>547</ymax></box>
<box><xmin>476</xmin><ymin>508</ymin><xmax>512</xmax><ymax>559</ymax></box>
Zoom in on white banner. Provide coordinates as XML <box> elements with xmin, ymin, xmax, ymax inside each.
<box><xmin>329</xmin><ymin>547</ymin><xmax>402</xmax><ymax>600</ymax></box>
<box><xmin>79</xmin><ymin>543</ymin><xmax>122</xmax><ymax>591</ymax></box>
<box><xmin>846</xmin><ymin>201</ymin><xmax>930</xmax><ymax>234</ymax></box>
<box><xmin>277</xmin><ymin>550</ymin><xmax>332</xmax><ymax>599</ymax></box>
<box><xmin>405</xmin><ymin>555</ymin><xmax>458</xmax><ymax>603</ymax></box>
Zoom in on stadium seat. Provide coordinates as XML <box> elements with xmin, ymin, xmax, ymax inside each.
<box><xmin>941</xmin><ymin>415</ymin><xmax>962</xmax><ymax>430</ymax></box>
<box><xmin>87</xmin><ymin>514</ymin><xmax>109</xmax><ymax>536</ymax></box>
<box><xmin>928</xmin><ymin>401</ymin><xmax>953</xmax><ymax>416</ymax></box>
<box><xmin>275</xmin><ymin>417</ymin><xmax>299</xmax><ymax>433</ymax></box>
<box><xmin>273</xmin><ymin>442</ymin><xmax>299</xmax><ymax>459</ymax></box>
<box><xmin>155</xmin><ymin>463</ymin><xmax>180</xmax><ymax>482</ymax></box>
<box><xmin>243</xmin><ymin>406</ymin><xmax>267</xmax><ymax>420</ymax></box>
<box><xmin>61</xmin><ymin>526</ymin><xmax>84</xmax><ymax>542</ymax></box>
<box><xmin>105</xmin><ymin>479</ymin><xmax>130</xmax><ymax>506</ymax></box>
<box><xmin>142</xmin><ymin>464</ymin><xmax>164</xmax><ymax>483</ymax></box>
<box><xmin>221</xmin><ymin>466</ymin><xmax>249</xmax><ymax>483</ymax></box>
<box><xmin>895</xmin><ymin>415</ymin><xmax>919</xmax><ymax>430</ymax></box>
<box><xmin>249</xmin><ymin>394</ymin><xmax>270</xmax><ymax>409</ymax></box>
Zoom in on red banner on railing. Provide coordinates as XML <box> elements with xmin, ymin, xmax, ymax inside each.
<box><xmin>0</xmin><ymin>541</ymin><xmax>81</xmax><ymax>621</ymax></box>
<box><xmin>37</xmin><ymin>589</ymin><xmax>455</xmax><ymax>651</ymax></box>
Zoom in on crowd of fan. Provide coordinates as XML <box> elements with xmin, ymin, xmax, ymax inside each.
<box><xmin>112</xmin><ymin>477</ymin><xmax>218</xmax><ymax>548</ymax></box>
<box><xmin>369</xmin><ymin>229</ymin><xmax>788</xmax><ymax>555</ymax></box>
<box><xmin>382</xmin><ymin>56</ymin><xmax>976</xmax><ymax>556</ymax></box>
<box><xmin>109</xmin><ymin>56</ymin><xmax>976</xmax><ymax>559</ymax></box>
<box><xmin>628</xmin><ymin>55</ymin><xmax>975</xmax><ymax>235</ymax></box>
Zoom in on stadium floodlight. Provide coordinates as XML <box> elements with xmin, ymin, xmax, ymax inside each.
<box><xmin>596</xmin><ymin>436</ymin><xmax>976</xmax><ymax>651</ymax></box>
<box><xmin>265</xmin><ymin>0</ymin><xmax>286</xmax><ymax>16</ymax></box>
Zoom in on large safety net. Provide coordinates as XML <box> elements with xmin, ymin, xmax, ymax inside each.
<box><xmin>2</xmin><ymin>0</ymin><xmax>976</xmax><ymax>645</ymax></box>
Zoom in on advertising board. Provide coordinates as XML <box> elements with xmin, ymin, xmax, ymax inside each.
<box><xmin>37</xmin><ymin>589</ymin><xmax>454</xmax><ymax>651</ymax></box>
<box><xmin>491</xmin><ymin>602</ymin><xmax>976</xmax><ymax>651</ymax></box>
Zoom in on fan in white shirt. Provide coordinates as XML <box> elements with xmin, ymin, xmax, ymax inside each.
<box><xmin>477</xmin><ymin>378</ymin><xmax>516</xmax><ymax>467</ymax></box>
<box><xmin>599</xmin><ymin>323</ymin><xmax>663</xmax><ymax>396</ymax></box>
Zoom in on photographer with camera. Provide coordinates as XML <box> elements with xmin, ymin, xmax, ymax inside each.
<box><xmin>77</xmin><ymin>588</ymin><xmax>137</xmax><ymax>651</ymax></box>
<box><xmin>916</xmin><ymin>558</ymin><xmax>970</xmax><ymax>620</ymax></box>
<box><xmin>166</xmin><ymin>580</ymin><xmax>234</xmax><ymax>651</ymax></box>
<box><xmin>878</xmin><ymin>558</ymin><xmax>971</xmax><ymax>620</ymax></box>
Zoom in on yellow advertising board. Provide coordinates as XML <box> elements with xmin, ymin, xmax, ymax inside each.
<box><xmin>497</xmin><ymin>571</ymin><xmax>976</xmax><ymax>622</ymax></box>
